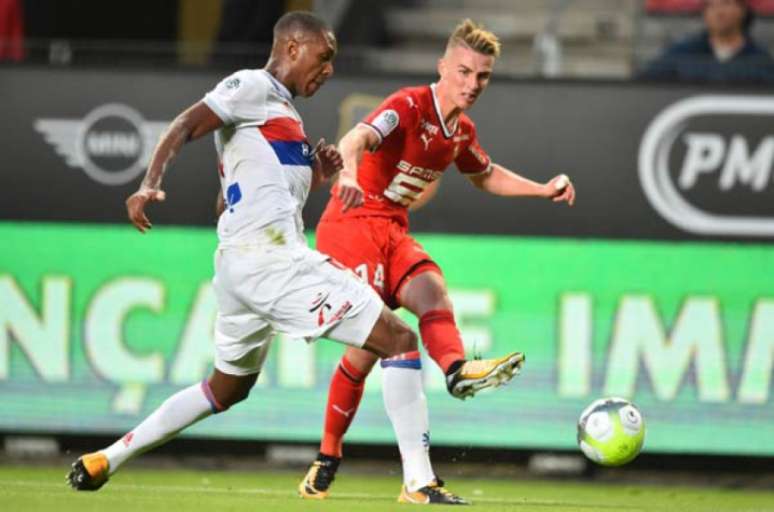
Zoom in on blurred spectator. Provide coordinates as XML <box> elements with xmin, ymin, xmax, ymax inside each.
<box><xmin>0</xmin><ymin>0</ymin><xmax>24</xmax><ymax>61</ymax></box>
<box><xmin>639</xmin><ymin>0</ymin><xmax>774</xmax><ymax>83</ymax></box>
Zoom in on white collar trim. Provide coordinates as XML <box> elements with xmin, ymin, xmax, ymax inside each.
<box><xmin>430</xmin><ymin>83</ymin><xmax>457</xmax><ymax>139</ymax></box>
<box><xmin>262</xmin><ymin>69</ymin><xmax>293</xmax><ymax>101</ymax></box>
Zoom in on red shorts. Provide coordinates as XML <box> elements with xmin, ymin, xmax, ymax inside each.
<box><xmin>316</xmin><ymin>216</ymin><xmax>440</xmax><ymax>309</ymax></box>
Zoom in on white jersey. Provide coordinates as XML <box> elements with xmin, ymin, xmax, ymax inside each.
<box><xmin>200</xmin><ymin>70</ymin><xmax>383</xmax><ymax>373</ymax></box>
<box><xmin>203</xmin><ymin>69</ymin><xmax>313</xmax><ymax>248</ymax></box>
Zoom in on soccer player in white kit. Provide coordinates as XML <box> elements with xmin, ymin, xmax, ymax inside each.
<box><xmin>67</xmin><ymin>12</ymin><xmax>419</xmax><ymax>491</ymax></box>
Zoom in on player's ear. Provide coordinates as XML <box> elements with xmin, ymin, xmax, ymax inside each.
<box><xmin>287</xmin><ymin>38</ymin><xmax>299</xmax><ymax>61</ymax></box>
<box><xmin>437</xmin><ymin>57</ymin><xmax>445</xmax><ymax>77</ymax></box>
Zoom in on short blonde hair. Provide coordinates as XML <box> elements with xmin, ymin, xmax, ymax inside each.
<box><xmin>447</xmin><ymin>19</ymin><xmax>501</xmax><ymax>58</ymax></box>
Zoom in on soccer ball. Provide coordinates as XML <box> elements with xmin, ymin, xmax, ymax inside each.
<box><xmin>577</xmin><ymin>397</ymin><xmax>645</xmax><ymax>466</ymax></box>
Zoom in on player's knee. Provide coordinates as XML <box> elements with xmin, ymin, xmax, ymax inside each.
<box><xmin>208</xmin><ymin>372</ymin><xmax>257</xmax><ymax>409</ymax></box>
<box><xmin>216</xmin><ymin>384</ymin><xmax>252</xmax><ymax>409</ymax></box>
<box><xmin>407</xmin><ymin>286</ymin><xmax>454</xmax><ymax>316</ymax></box>
<box><xmin>428</xmin><ymin>292</ymin><xmax>453</xmax><ymax>312</ymax></box>
<box><xmin>227</xmin><ymin>386</ymin><xmax>252</xmax><ymax>407</ymax></box>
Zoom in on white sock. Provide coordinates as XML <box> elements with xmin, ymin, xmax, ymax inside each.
<box><xmin>381</xmin><ymin>354</ymin><xmax>435</xmax><ymax>492</ymax></box>
<box><xmin>101</xmin><ymin>380</ymin><xmax>220</xmax><ymax>474</ymax></box>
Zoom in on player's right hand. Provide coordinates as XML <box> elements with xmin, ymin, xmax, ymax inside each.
<box><xmin>126</xmin><ymin>188</ymin><xmax>166</xmax><ymax>233</ymax></box>
<box><xmin>337</xmin><ymin>175</ymin><xmax>364</xmax><ymax>212</ymax></box>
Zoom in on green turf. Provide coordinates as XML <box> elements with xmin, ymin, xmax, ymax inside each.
<box><xmin>2</xmin><ymin>465</ymin><xmax>774</xmax><ymax>512</ymax></box>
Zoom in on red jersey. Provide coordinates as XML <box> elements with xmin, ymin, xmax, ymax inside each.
<box><xmin>320</xmin><ymin>84</ymin><xmax>492</xmax><ymax>227</ymax></box>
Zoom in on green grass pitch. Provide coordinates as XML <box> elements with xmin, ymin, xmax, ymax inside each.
<box><xmin>2</xmin><ymin>464</ymin><xmax>774</xmax><ymax>512</ymax></box>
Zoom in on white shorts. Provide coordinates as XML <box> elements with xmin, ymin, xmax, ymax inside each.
<box><xmin>212</xmin><ymin>243</ymin><xmax>383</xmax><ymax>376</ymax></box>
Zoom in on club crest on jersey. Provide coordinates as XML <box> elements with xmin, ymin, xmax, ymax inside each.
<box><xmin>420</xmin><ymin>119</ymin><xmax>439</xmax><ymax>136</ymax></box>
<box><xmin>420</xmin><ymin>119</ymin><xmax>439</xmax><ymax>151</ymax></box>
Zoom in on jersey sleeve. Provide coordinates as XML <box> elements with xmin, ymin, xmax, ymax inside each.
<box><xmin>455</xmin><ymin>124</ymin><xmax>493</xmax><ymax>176</ymax></box>
<box><xmin>360</xmin><ymin>90</ymin><xmax>420</xmax><ymax>150</ymax></box>
<box><xmin>203</xmin><ymin>70</ymin><xmax>269</xmax><ymax>125</ymax></box>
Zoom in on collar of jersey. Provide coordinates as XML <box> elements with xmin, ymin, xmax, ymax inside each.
<box><xmin>430</xmin><ymin>83</ymin><xmax>458</xmax><ymax>139</ymax></box>
<box><xmin>261</xmin><ymin>69</ymin><xmax>293</xmax><ymax>101</ymax></box>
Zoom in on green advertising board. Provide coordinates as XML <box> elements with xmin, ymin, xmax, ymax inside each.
<box><xmin>1</xmin><ymin>222</ymin><xmax>773</xmax><ymax>455</ymax></box>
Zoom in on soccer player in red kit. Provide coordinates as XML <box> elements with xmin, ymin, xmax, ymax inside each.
<box><xmin>300</xmin><ymin>19</ymin><xmax>575</xmax><ymax>504</ymax></box>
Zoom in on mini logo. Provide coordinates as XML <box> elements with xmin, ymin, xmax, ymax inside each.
<box><xmin>639</xmin><ymin>95</ymin><xmax>774</xmax><ymax>237</ymax></box>
<box><xmin>122</xmin><ymin>432</ymin><xmax>134</xmax><ymax>447</ymax></box>
<box><xmin>35</xmin><ymin>103</ymin><xmax>168</xmax><ymax>186</ymax></box>
<box><xmin>225</xmin><ymin>77</ymin><xmax>241</xmax><ymax>89</ymax></box>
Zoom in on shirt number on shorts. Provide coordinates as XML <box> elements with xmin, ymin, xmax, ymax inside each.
<box><xmin>355</xmin><ymin>263</ymin><xmax>384</xmax><ymax>290</ymax></box>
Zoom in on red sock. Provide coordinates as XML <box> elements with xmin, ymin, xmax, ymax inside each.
<box><xmin>320</xmin><ymin>357</ymin><xmax>367</xmax><ymax>458</ymax></box>
<box><xmin>419</xmin><ymin>309</ymin><xmax>466</xmax><ymax>373</ymax></box>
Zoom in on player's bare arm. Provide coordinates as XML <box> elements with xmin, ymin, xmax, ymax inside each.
<box><xmin>467</xmin><ymin>164</ymin><xmax>576</xmax><ymax>206</ymax></box>
<box><xmin>215</xmin><ymin>190</ymin><xmax>226</xmax><ymax>217</ymax></box>
<box><xmin>126</xmin><ymin>101</ymin><xmax>224</xmax><ymax>233</ymax></box>
<box><xmin>337</xmin><ymin>124</ymin><xmax>380</xmax><ymax>211</ymax></box>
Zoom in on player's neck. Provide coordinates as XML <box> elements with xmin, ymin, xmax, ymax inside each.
<box><xmin>433</xmin><ymin>83</ymin><xmax>462</xmax><ymax>129</ymax></box>
<box><xmin>709</xmin><ymin>29</ymin><xmax>745</xmax><ymax>53</ymax></box>
<box><xmin>264</xmin><ymin>59</ymin><xmax>297</xmax><ymax>97</ymax></box>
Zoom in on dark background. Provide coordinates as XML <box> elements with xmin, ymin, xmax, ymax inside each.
<box><xmin>2</xmin><ymin>67</ymin><xmax>772</xmax><ymax>242</ymax></box>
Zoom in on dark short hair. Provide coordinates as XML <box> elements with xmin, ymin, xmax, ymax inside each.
<box><xmin>273</xmin><ymin>11</ymin><xmax>331</xmax><ymax>40</ymax></box>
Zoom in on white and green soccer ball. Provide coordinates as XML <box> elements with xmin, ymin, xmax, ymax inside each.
<box><xmin>577</xmin><ymin>397</ymin><xmax>645</xmax><ymax>466</ymax></box>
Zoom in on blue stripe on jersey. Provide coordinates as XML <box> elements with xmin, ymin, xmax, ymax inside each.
<box><xmin>380</xmin><ymin>358</ymin><xmax>422</xmax><ymax>369</ymax></box>
<box><xmin>269</xmin><ymin>140</ymin><xmax>314</xmax><ymax>167</ymax></box>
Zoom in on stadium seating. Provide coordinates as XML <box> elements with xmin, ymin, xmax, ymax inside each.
<box><xmin>368</xmin><ymin>0</ymin><xmax>638</xmax><ymax>79</ymax></box>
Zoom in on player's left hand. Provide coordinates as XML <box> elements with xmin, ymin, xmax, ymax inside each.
<box><xmin>126</xmin><ymin>188</ymin><xmax>166</xmax><ymax>233</ymax></box>
<box><xmin>313</xmin><ymin>138</ymin><xmax>343</xmax><ymax>179</ymax></box>
<box><xmin>546</xmin><ymin>174</ymin><xmax>575</xmax><ymax>206</ymax></box>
